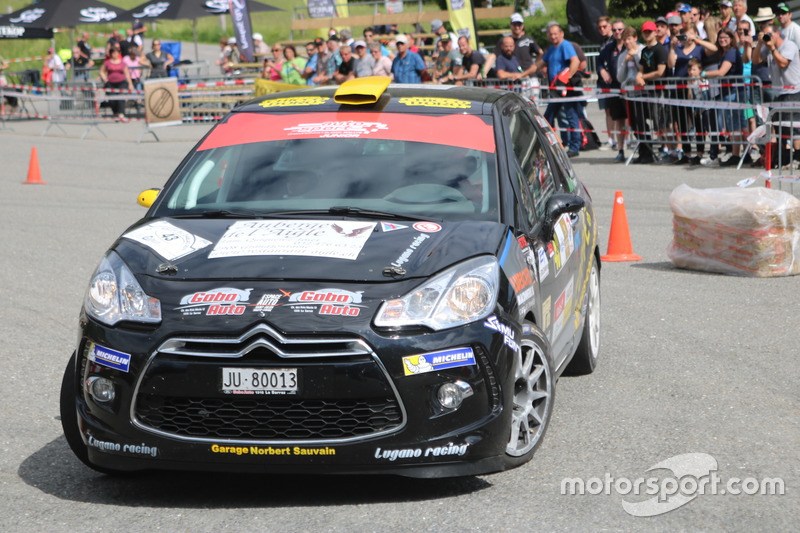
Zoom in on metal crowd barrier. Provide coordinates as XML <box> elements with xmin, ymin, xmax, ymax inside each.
<box><xmin>619</xmin><ymin>76</ymin><xmax>764</xmax><ymax>166</ymax></box>
<box><xmin>759</xmin><ymin>105</ymin><xmax>800</xmax><ymax>196</ymax></box>
<box><xmin>465</xmin><ymin>78</ymin><xmax>541</xmax><ymax>100</ymax></box>
<box><xmin>1</xmin><ymin>77</ymin><xmax>256</xmax><ymax>136</ymax></box>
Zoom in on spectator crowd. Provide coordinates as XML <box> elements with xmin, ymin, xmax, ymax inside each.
<box><xmin>3</xmin><ymin>1</ymin><xmax>800</xmax><ymax>166</ymax></box>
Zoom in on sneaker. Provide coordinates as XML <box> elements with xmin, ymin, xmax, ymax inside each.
<box><xmin>688</xmin><ymin>155</ymin><xmax>702</xmax><ymax>166</ymax></box>
<box><xmin>700</xmin><ymin>156</ymin><xmax>719</xmax><ymax>166</ymax></box>
<box><xmin>671</xmin><ymin>154</ymin><xmax>689</xmax><ymax>165</ymax></box>
<box><xmin>567</xmin><ymin>150</ymin><xmax>579</xmax><ymax>158</ymax></box>
<box><xmin>614</xmin><ymin>152</ymin><xmax>626</xmax><ymax>163</ymax></box>
<box><xmin>658</xmin><ymin>154</ymin><xmax>678</xmax><ymax>165</ymax></box>
<box><xmin>720</xmin><ymin>156</ymin><xmax>739</xmax><ymax>167</ymax></box>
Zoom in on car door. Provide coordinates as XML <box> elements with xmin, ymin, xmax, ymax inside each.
<box><xmin>506</xmin><ymin>107</ymin><xmax>582</xmax><ymax>367</ymax></box>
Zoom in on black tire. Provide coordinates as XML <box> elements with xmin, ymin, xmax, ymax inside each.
<box><xmin>60</xmin><ymin>351</ymin><xmax>124</xmax><ymax>475</ymax></box>
<box><xmin>504</xmin><ymin>322</ymin><xmax>555</xmax><ymax>469</ymax></box>
<box><xmin>565</xmin><ymin>256</ymin><xmax>600</xmax><ymax>376</ymax></box>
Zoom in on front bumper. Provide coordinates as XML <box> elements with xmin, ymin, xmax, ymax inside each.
<box><xmin>71</xmin><ymin>314</ymin><xmax>519</xmax><ymax>477</ymax></box>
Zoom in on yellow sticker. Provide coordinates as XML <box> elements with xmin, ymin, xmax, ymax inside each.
<box><xmin>398</xmin><ymin>97</ymin><xmax>471</xmax><ymax>109</ymax></box>
<box><xmin>259</xmin><ymin>96</ymin><xmax>330</xmax><ymax>108</ymax></box>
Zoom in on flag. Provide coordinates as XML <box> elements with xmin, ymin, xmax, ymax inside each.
<box><xmin>229</xmin><ymin>0</ymin><xmax>255</xmax><ymax>62</ymax></box>
<box><xmin>446</xmin><ymin>0</ymin><xmax>478</xmax><ymax>50</ymax></box>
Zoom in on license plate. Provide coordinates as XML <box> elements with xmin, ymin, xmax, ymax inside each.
<box><xmin>221</xmin><ymin>367</ymin><xmax>299</xmax><ymax>395</ymax></box>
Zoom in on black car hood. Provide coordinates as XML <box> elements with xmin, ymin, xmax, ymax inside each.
<box><xmin>113</xmin><ymin>218</ymin><xmax>508</xmax><ymax>283</ymax></box>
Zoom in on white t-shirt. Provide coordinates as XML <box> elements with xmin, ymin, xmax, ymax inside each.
<box><xmin>764</xmin><ymin>39</ymin><xmax>800</xmax><ymax>95</ymax></box>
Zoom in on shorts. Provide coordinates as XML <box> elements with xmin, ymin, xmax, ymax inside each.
<box><xmin>608</xmin><ymin>96</ymin><xmax>627</xmax><ymax>121</ymax></box>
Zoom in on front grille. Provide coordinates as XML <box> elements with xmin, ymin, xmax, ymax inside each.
<box><xmin>135</xmin><ymin>396</ymin><xmax>402</xmax><ymax>440</ymax></box>
<box><xmin>132</xmin><ymin>323</ymin><xmax>406</xmax><ymax>443</ymax></box>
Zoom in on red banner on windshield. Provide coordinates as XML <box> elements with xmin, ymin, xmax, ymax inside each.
<box><xmin>198</xmin><ymin>112</ymin><xmax>496</xmax><ymax>153</ymax></box>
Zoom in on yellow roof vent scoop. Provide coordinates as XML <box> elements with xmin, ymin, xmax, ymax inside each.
<box><xmin>334</xmin><ymin>76</ymin><xmax>391</xmax><ymax>105</ymax></box>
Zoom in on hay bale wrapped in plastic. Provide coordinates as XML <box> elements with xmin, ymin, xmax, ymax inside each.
<box><xmin>666</xmin><ymin>185</ymin><xmax>800</xmax><ymax>276</ymax></box>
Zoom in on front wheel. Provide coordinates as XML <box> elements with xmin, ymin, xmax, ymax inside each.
<box><xmin>504</xmin><ymin>322</ymin><xmax>555</xmax><ymax>469</ymax></box>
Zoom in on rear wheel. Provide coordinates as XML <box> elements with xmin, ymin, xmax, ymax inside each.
<box><xmin>504</xmin><ymin>322</ymin><xmax>554</xmax><ymax>469</ymax></box>
<box><xmin>566</xmin><ymin>257</ymin><xmax>600</xmax><ymax>375</ymax></box>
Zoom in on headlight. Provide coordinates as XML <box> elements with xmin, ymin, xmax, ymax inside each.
<box><xmin>375</xmin><ymin>256</ymin><xmax>499</xmax><ymax>330</ymax></box>
<box><xmin>85</xmin><ymin>252</ymin><xmax>161</xmax><ymax>326</ymax></box>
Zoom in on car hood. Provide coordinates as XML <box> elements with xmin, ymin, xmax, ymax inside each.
<box><xmin>113</xmin><ymin>217</ymin><xmax>508</xmax><ymax>283</ymax></box>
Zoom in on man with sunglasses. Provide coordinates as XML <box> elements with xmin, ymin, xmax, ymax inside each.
<box><xmin>598</xmin><ymin>19</ymin><xmax>628</xmax><ymax>158</ymax></box>
<box><xmin>776</xmin><ymin>2</ymin><xmax>800</xmax><ymax>50</ymax></box>
<box><xmin>597</xmin><ymin>16</ymin><xmax>614</xmax><ymax>48</ymax></box>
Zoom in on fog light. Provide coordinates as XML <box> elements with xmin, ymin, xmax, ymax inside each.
<box><xmin>437</xmin><ymin>381</ymin><xmax>473</xmax><ymax>409</ymax></box>
<box><xmin>88</xmin><ymin>377</ymin><xmax>116</xmax><ymax>403</ymax></box>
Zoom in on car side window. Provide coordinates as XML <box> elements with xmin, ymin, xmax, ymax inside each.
<box><xmin>508</xmin><ymin>111</ymin><xmax>556</xmax><ymax>223</ymax></box>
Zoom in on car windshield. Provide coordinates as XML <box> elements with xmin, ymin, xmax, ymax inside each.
<box><xmin>152</xmin><ymin>112</ymin><xmax>499</xmax><ymax>221</ymax></box>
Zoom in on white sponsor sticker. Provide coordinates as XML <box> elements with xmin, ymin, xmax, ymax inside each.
<box><xmin>123</xmin><ymin>221</ymin><xmax>212</xmax><ymax>260</ymax></box>
<box><xmin>209</xmin><ymin>220</ymin><xmax>375</xmax><ymax>260</ymax></box>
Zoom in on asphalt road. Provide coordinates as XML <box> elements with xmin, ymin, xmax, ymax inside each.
<box><xmin>0</xmin><ymin>114</ymin><xmax>797</xmax><ymax>532</ymax></box>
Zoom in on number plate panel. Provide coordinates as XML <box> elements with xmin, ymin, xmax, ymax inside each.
<box><xmin>221</xmin><ymin>367</ymin><xmax>299</xmax><ymax>395</ymax></box>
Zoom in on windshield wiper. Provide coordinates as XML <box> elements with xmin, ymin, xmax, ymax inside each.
<box><xmin>327</xmin><ymin>206</ymin><xmax>441</xmax><ymax>222</ymax></box>
<box><xmin>171</xmin><ymin>209</ymin><xmax>265</xmax><ymax>219</ymax></box>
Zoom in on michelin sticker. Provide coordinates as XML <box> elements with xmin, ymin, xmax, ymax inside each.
<box><xmin>87</xmin><ymin>343</ymin><xmax>131</xmax><ymax>372</ymax></box>
<box><xmin>209</xmin><ymin>220</ymin><xmax>375</xmax><ymax>260</ymax></box>
<box><xmin>123</xmin><ymin>220</ymin><xmax>212</xmax><ymax>260</ymax></box>
<box><xmin>402</xmin><ymin>347</ymin><xmax>476</xmax><ymax>376</ymax></box>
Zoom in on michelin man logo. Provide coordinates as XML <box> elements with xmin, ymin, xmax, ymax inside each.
<box><xmin>404</xmin><ymin>356</ymin><xmax>433</xmax><ymax>375</ymax></box>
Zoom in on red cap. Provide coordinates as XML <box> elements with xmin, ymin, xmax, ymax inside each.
<box><xmin>642</xmin><ymin>21</ymin><xmax>657</xmax><ymax>32</ymax></box>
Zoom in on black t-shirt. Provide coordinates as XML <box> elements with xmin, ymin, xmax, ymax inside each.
<box><xmin>493</xmin><ymin>34</ymin><xmax>541</xmax><ymax>69</ymax></box>
<box><xmin>338</xmin><ymin>57</ymin><xmax>355</xmax><ymax>76</ymax></box>
<box><xmin>461</xmin><ymin>50</ymin><xmax>486</xmax><ymax>73</ymax></box>
<box><xmin>639</xmin><ymin>42</ymin><xmax>667</xmax><ymax>75</ymax></box>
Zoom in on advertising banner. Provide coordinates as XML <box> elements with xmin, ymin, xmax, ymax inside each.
<box><xmin>446</xmin><ymin>0</ymin><xmax>477</xmax><ymax>49</ymax></box>
<box><xmin>228</xmin><ymin>0</ymin><xmax>255</xmax><ymax>62</ymax></box>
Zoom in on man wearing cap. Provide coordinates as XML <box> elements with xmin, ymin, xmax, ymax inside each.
<box><xmin>776</xmin><ymin>3</ymin><xmax>800</xmax><ymax>50</ymax></box>
<box><xmin>313</xmin><ymin>36</ymin><xmax>342</xmax><ymax>85</ymax></box>
<box><xmin>678</xmin><ymin>4</ymin><xmax>693</xmax><ymax>26</ymax></box>
<box><xmin>631</xmin><ymin>21</ymin><xmax>668</xmax><ymax>163</ymax></box>
<box><xmin>252</xmin><ymin>33</ymin><xmax>268</xmax><ymax>57</ymax></box>
<box><xmin>655</xmin><ymin>17</ymin><xmax>671</xmax><ymax>45</ymax></box>
<box><xmin>668</xmin><ymin>14</ymin><xmax>684</xmax><ymax>41</ymax></box>
<box><xmin>431</xmin><ymin>19</ymin><xmax>458</xmax><ymax>53</ymax></box>
<box><xmin>720</xmin><ymin>1</ymin><xmax>735</xmax><ymax>29</ymax></box>
<box><xmin>530</xmin><ymin>22</ymin><xmax>582</xmax><ymax>157</ymax></box>
<box><xmin>353</xmin><ymin>40</ymin><xmax>374</xmax><ymax>78</ymax></box>
<box><xmin>730</xmin><ymin>1</ymin><xmax>755</xmax><ymax>36</ymax></box>
<box><xmin>432</xmin><ymin>33</ymin><xmax>462</xmax><ymax>83</ymax></box>
<box><xmin>391</xmin><ymin>34</ymin><xmax>425</xmax><ymax>83</ymax></box>
<box><xmin>484</xmin><ymin>14</ymin><xmax>542</xmax><ymax>78</ymax></box>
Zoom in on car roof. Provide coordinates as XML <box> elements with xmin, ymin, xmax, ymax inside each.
<box><xmin>237</xmin><ymin>80</ymin><xmax>514</xmax><ymax>116</ymax></box>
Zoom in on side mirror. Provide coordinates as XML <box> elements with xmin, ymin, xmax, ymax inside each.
<box><xmin>137</xmin><ymin>188</ymin><xmax>161</xmax><ymax>208</ymax></box>
<box><xmin>541</xmin><ymin>193</ymin><xmax>585</xmax><ymax>242</ymax></box>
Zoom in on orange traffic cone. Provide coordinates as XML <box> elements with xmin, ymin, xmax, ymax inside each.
<box><xmin>601</xmin><ymin>191</ymin><xmax>642</xmax><ymax>262</ymax></box>
<box><xmin>23</xmin><ymin>147</ymin><xmax>46</xmax><ymax>185</ymax></box>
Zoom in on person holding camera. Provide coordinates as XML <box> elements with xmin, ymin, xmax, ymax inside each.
<box><xmin>753</xmin><ymin>22</ymin><xmax>800</xmax><ymax>160</ymax></box>
<box><xmin>667</xmin><ymin>23</ymin><xmax>719</xmax><ymax>163</ymax></box>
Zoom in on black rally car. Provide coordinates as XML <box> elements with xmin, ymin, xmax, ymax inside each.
<box><xmin>61</xmin><ymin>77</ymin><xmax>600</xmax><ymax>478</ymax></box>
